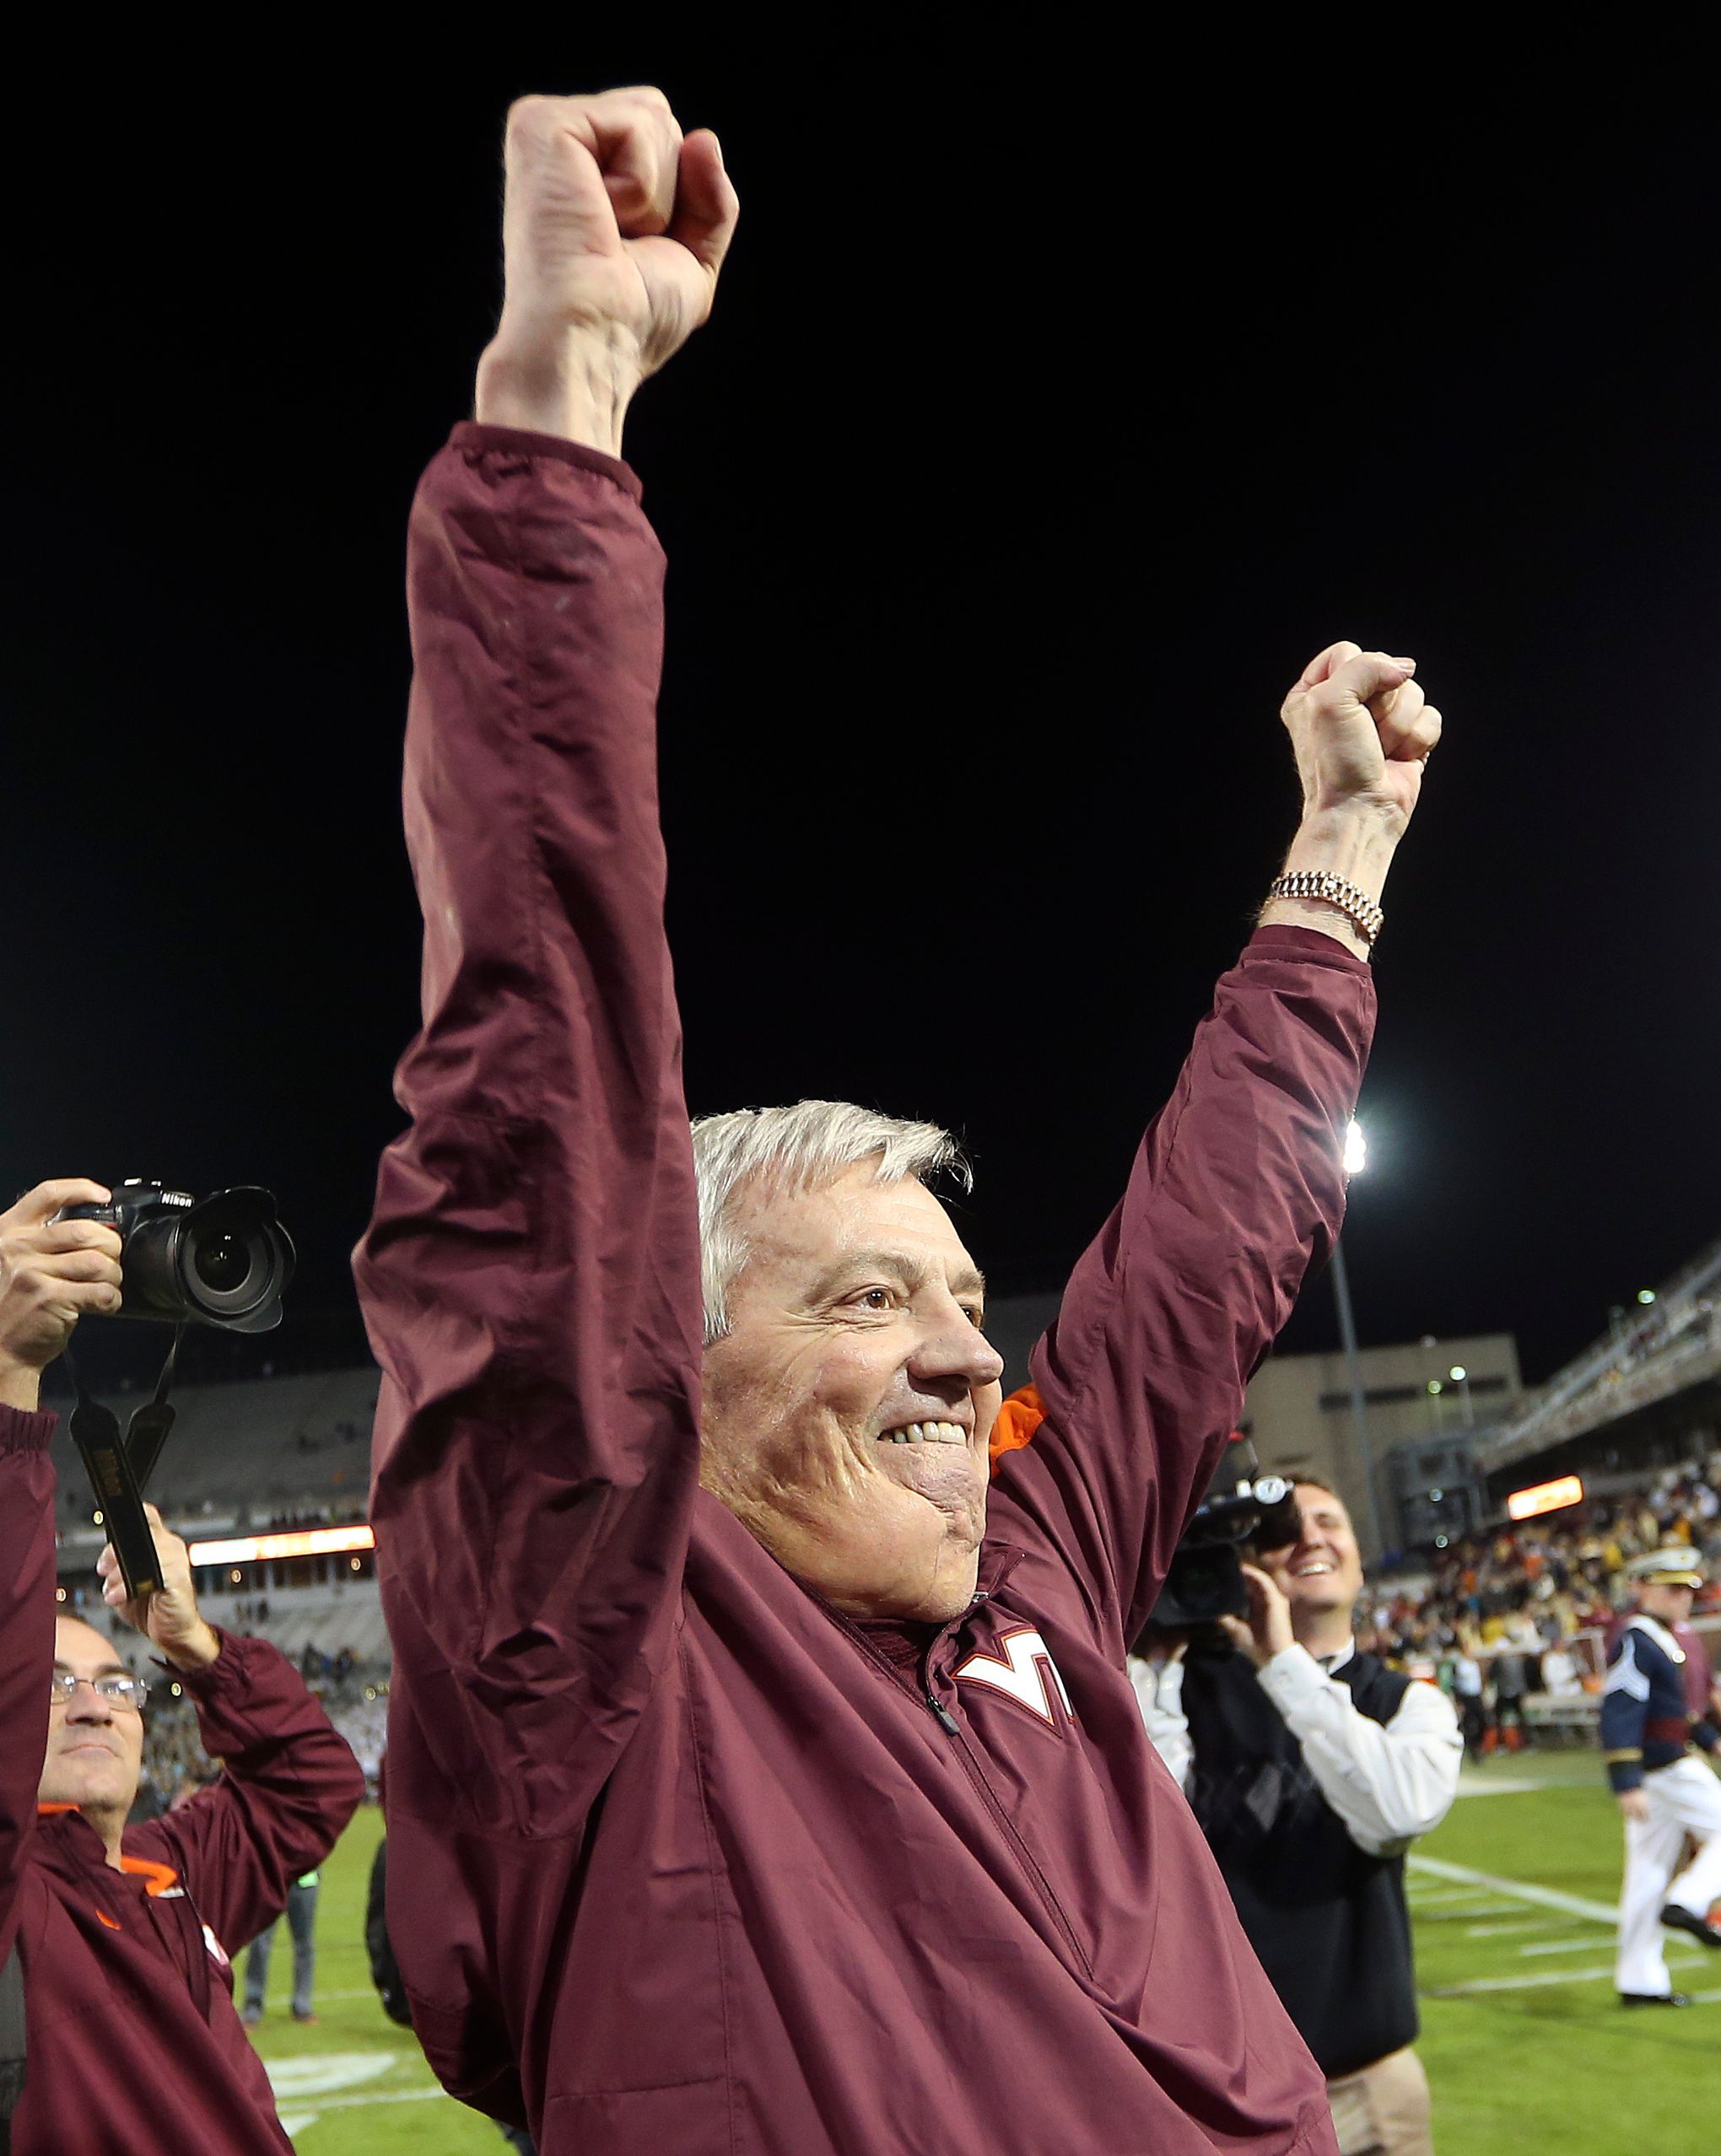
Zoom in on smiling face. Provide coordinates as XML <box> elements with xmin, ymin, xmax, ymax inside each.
<box><xmin>40</xmin><ymin>1616</ymin><xmax>145</xmax><ymax>1819</ymax></box>
<box><xmin>1259</xmin><ymin>1482</ymin><xmax>1366</xmax><ymax>1629</ymax></box>
<box><xmin>699</xmin><ymin>1162</ymin><xmax>1006</xmax><ymax>1621</ymax></box>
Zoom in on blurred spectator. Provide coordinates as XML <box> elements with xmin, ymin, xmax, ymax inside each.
<box><xmin>241</xmin><ymin>1870</ymin><xmax>321</xmax><ymax>2026</ymax></box>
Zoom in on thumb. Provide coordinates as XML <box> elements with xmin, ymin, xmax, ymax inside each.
<box><xmin>666</xmin><ymin>131</ymin><xmax>740</xmax><ymax>281</ymax></box>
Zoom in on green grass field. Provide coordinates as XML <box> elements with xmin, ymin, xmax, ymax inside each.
<box><xmin>253</xmin><ymin>1759</ymin><xmax>1719</xmax><ymax>2152</ymax></box>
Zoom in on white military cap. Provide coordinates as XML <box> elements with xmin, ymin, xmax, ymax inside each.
<box><xmin>1626</xmin><ymin>1546</ymin><xmax>1706</xmax><ymax>1589</ymax></box>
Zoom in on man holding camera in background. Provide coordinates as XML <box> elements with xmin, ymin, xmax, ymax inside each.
<box><xmin>1138</xmin><ymin>1478</ymin><xmax>1461</xmax><ymax>2156</ymax></box>
<box><xmin>0</xmin><ymin>1178</ymin><xmax>365</xmax><ymax>2155</ymax></box>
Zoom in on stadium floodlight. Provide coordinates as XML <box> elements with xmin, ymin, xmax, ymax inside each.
<box><xmin>1637</xmin><ymin>1289</ymin><xmax>1656</xmax><ymax>1305</ymax></box>
<box><xmin>1343</xmin><ymin>1118</ymin><xmax>1368</xmax><ymax>1176</ymax></box>
<box><xmin>1449</xmin><ymin>1366</ymin><xmax>1467</xmax><ymax>1383</ymax></box>
<box><xmin>1427</xmin><ymin>1380</ymin><xmax>1443</xmax><ymax>1395</ymax></box>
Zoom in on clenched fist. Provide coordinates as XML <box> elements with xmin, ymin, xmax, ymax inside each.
<box><xmin>1280</xmin><ymin>641</ymin><xmax>1443</xmax><ymax>835</ymax></box>
<box><xmin>1260</xmin><ymin>639</ymin><xmax>1446</xmax><ymax>959</ymax></box>
<box><xmin>0</xmin><ymin>1179</ymin><xmax>123</xmax><ymax>1409</ymax></box>
<box><xmin>476</xmin><ymin>88</ymin><xmax>739</xmax><ymax>455</ymax></box>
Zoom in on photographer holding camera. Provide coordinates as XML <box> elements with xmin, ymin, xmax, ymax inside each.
<box><xmin>0</xmin><ymin>1178</ymin><xmax>364</xmax><ymax>2155</ymax></box>
<box><xmin>1137</xmin><ymin>1478</ymin><xmax>1462</xmax><ymax>2156</ymax></box>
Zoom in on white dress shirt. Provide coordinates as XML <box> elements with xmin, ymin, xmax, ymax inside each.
<box><xmin>1131</xmin><ymin>1637</ymin><xmax>1464</xmax><ymax>1859</ymax></box>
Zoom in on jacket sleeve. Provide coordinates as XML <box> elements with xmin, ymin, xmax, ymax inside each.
<box><xmin>987</xmin><ymin>926</ymin><xmax>1373</xmax><ymax>1650</ymax></box>
<box><xmin>0</xmin><ymin>1406</ymin><xmax>58</xmax><ymax>1970</ymax></box>
<box><xmin>1255</xmin><ymin>1649</ymin><xmax>1464</xmax><ymax>1856</ymax></box>
<box><xmin>1600</xmin><ymin>1630</ymin><xmax>1651</xmax><ymax>1792</ymax></box>
<box><xmin>126</xmin><ymin>1632</ymin><xmax>364</xmax><ymax>1954</ymax></box>
<box><xmin>351</xmin><ymin>424</ymin><xmax>703</xmax><ymax>2112</ymax></box>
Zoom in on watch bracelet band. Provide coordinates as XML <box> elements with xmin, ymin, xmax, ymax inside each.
<box><xmin>1265</xmin><ymin>870</ymin><xmax>1384</xmax><ymax>946</ymax></box>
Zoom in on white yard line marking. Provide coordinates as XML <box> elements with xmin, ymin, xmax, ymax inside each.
<box><xmin>295</xmin><ymin>2084</ymin><xmax>450</xmax><ymax>2114</ymax></box>
<box><xmin>1407</xmin><ymin>1852</ymin><xmax>1618</xmax><ymax>1926</ymax></box>
<box><xmin>1519</xmin><ymin>1935</ymin><xmax>1621</xmax><ymax>1956</ymax></box>
<box><xmin>1428</xmin><ymin>1951</ymin><xmax>1703</xmax><ymax>1997</ymax></box>
<box><xmin>1465</xmin><ymin>1919</ymin><xmax>1568</xmax><ymax>1938</ymax></box>
<box><xmin>1419</xmin><ymin>1904</ymin><xmax>1526</xmax><ymax>1922</ymax></box>
<box><xmin>266</xmin><ymin>2054</ymin><xmax>396</xmax><ymax>2099</ymax></box>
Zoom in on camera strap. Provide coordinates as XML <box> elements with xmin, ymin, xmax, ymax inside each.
<box><xmin>60</xmin><ymin>1327</ymin><xmax>187</xmax><ymax>1602</ymax></box>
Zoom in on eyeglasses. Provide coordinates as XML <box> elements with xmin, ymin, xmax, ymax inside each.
<box><xmin>50</xmin><ymin>1672</ymin><xmax>150</xmax><ymax>1711</ymax></box>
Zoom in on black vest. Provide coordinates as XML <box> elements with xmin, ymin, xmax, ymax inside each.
<box><xmin>1179</xmin><ymin>1642</ymin><xmax>1416</xmax><ymax>2078</ymax></box>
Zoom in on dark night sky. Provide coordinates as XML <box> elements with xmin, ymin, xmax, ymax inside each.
<box><xmin>6</xmin><ymin>57</ymin><xmax>1717</xmax><ymax>1388</ymax></box>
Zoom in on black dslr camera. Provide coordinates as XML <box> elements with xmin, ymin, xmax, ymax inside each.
<box><xmin>52</xmin><ymin>1181</ymin><xmax>295</xmax><ymax>1600</ymax></box>
<box><xmin>58</xmin><ymin>1180</ymin><xmax>294</xmax><ymax>1334</ymax></box>
<box><xmin>1148</xmin><ymin>1453</ymin><xmax>1303</xmax><ymax>1626</ymax></box>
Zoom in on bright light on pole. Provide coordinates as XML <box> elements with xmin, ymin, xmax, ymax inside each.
<box><xmin>1331</xmin><ymin>1113</ymin><xmax>1384</xmax><ymax>1558</ymax></box>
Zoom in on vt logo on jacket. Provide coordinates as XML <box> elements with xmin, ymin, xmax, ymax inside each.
<box><xmin>953</xmin><ymin>1629</ymin><xmax>1074</xmax><ymax>1728</ymax></box>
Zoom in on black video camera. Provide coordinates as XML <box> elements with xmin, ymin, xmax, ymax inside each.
<box><xmin>57</xmin><ymin>1180</ymin><xmax>294</xmax><ymax>1334</ymax></box>
<box><xmin>1148</xmin><ymin>1459</ymin><xmax>1303</xmax><ymax>1627</ymax></box>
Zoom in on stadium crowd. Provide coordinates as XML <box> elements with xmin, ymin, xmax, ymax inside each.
<box><xmin>1349</xmin><ymin>1452</ymin><xmax>1721</xmax><ymax>1750</ymax></box>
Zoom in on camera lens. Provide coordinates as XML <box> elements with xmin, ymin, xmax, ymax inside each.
<box><xmin>192</xmin><ymin>1232</ymin><xmax>256</xmax><ymax>1296</ymax></box>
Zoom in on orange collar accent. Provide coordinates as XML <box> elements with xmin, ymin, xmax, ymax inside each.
<box><xmin>989</xmin><ymin>1385</ymin><xmax>1045</xmax><ymax>1475</ymax></box>
<box><xmin>119</xmin><ymin>1855</ymin><xmax>180</xmax><ymax>1898</ymax></box>
<box><xmin>37</xmin><ymin>1807</ymin><xmax>180</xmax><ymax>1895</ymax></box>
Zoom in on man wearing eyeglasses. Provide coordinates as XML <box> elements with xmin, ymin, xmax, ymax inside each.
<box><xmin>0</xmin><ymin>1177</ymin><xmax>366</xmax><ymax>2155</ymax></box>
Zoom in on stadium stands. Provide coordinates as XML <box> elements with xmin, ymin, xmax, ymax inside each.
<box><xmin>47</xmin><ymin>1364</ymin><xmax>380</xmax><ymax>1536</ymax></box>
<box><xmin>1358</xmin><ymin>1452</ymin><xmax>1721</xmax><ymax>1744</ymax></box>
<box><xmin>1480</xmin><ymin>1238</ymin><xmax>1720</xmax><ymax>1475</ymax></box>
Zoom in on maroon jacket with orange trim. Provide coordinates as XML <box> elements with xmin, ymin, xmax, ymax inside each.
<box><xmin>0</xmin><ymin>1407</ymin><xmax>365</xmax><ymax>2156</ymax></box>
<box><xmin>358</xmin><ymin>424</ymin><xmax>1374</xmax><ymax>2156</ymax></box>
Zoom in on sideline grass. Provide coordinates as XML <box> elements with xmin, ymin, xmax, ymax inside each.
<box><xmin>1413</xmin><ymin>1750</ymin><xmax>1719</xmax><ymax>2155</ymax></box>
<box><xmin>256</xmin><ymin>1753</ymin><xmax>1721</xmax><ymax>2151</ymax></box>
<box><xmin>245</xmin><ymin>1804</ymin><xmax>508</xmax><ymax>2153</ymax></box>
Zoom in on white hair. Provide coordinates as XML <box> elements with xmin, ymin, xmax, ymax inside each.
<box><xmin>691</xmin><ymin>1099</ymin><xmax>970</xmax><ymax>1345</ymax></box>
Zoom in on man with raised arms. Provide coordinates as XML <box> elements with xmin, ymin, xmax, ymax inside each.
<box><xmin>357</xmin><ymin>86</ymin><xmax>1442</xmax><ymax>2156</ymax></box>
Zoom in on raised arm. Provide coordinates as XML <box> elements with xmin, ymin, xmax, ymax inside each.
<box><xmin>102</xmin><ymin>1509</ymin><xmax>364</xmax><ymax>1950</ymax></box>
<box><xmin>0</xmin><ymin>1178</ymin><xmax>125</xmax><ymax>1964</ymax></box>
<box><xmin>989</xmin><ymin>649</ymin><xmax>1440</xmax><ymax>1647</ymax></box>
<box><xmin>351</xmin><ymin>91</ymin><xmax>736</xmax><ymax>2109</ymax></box>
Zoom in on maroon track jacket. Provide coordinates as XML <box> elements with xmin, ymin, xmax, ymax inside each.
<box><xmin>358</xmin><ymin>424</ymin><xmax>1374</xmax><ymax>2155</ymax></box>
<box><xmin>0</xmin><ymin>1408</ymin><xmax>365</xmax><ymax>2155</ymax></box>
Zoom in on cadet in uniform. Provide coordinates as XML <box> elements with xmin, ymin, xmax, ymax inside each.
<box><xmin>1602</xmin><ymin>1547</ymin><xmax>1721</xmax><ymax>2005</ymax></box>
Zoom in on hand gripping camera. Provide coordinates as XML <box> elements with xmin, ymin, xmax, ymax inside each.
<box><xmin>59</xmin><ymin>1181</ymin><xmax>294</xmax><ymax>1334</ymax></box>
<box><xmin>1146</xmin><ymin>1441</ymin><xmax>1303</xmax><ymax>1628</ymax></box>
<box><xmin>53</xmin><ymin>1181</ymin><xmax>295</xmax><ymax>1598</ymax></box>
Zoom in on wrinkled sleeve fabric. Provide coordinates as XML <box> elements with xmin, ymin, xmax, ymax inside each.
<box><xmin>990</xmin><ymin>927</ymin><xmax>1374</xmax><ymax>1650</ymax></box>
<box><xmin>127</xmin><ymin>1633</ymin><xmax>364</xmax><ymax>1954</ymax></box>
<box><xmin>1255</xmin><ymin>1649</ymin><xmax>1464</xmax><ymax>1856</ymax></box>
<box><xmin>0</xmin><ymin>1406</ymin><xmax>57</xmax><ymax>1970</ymax></box>
<box><xmin>352</xmin><ymin>424</ymin><xmax>702</xmax><ymax>2114</ymax></box>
